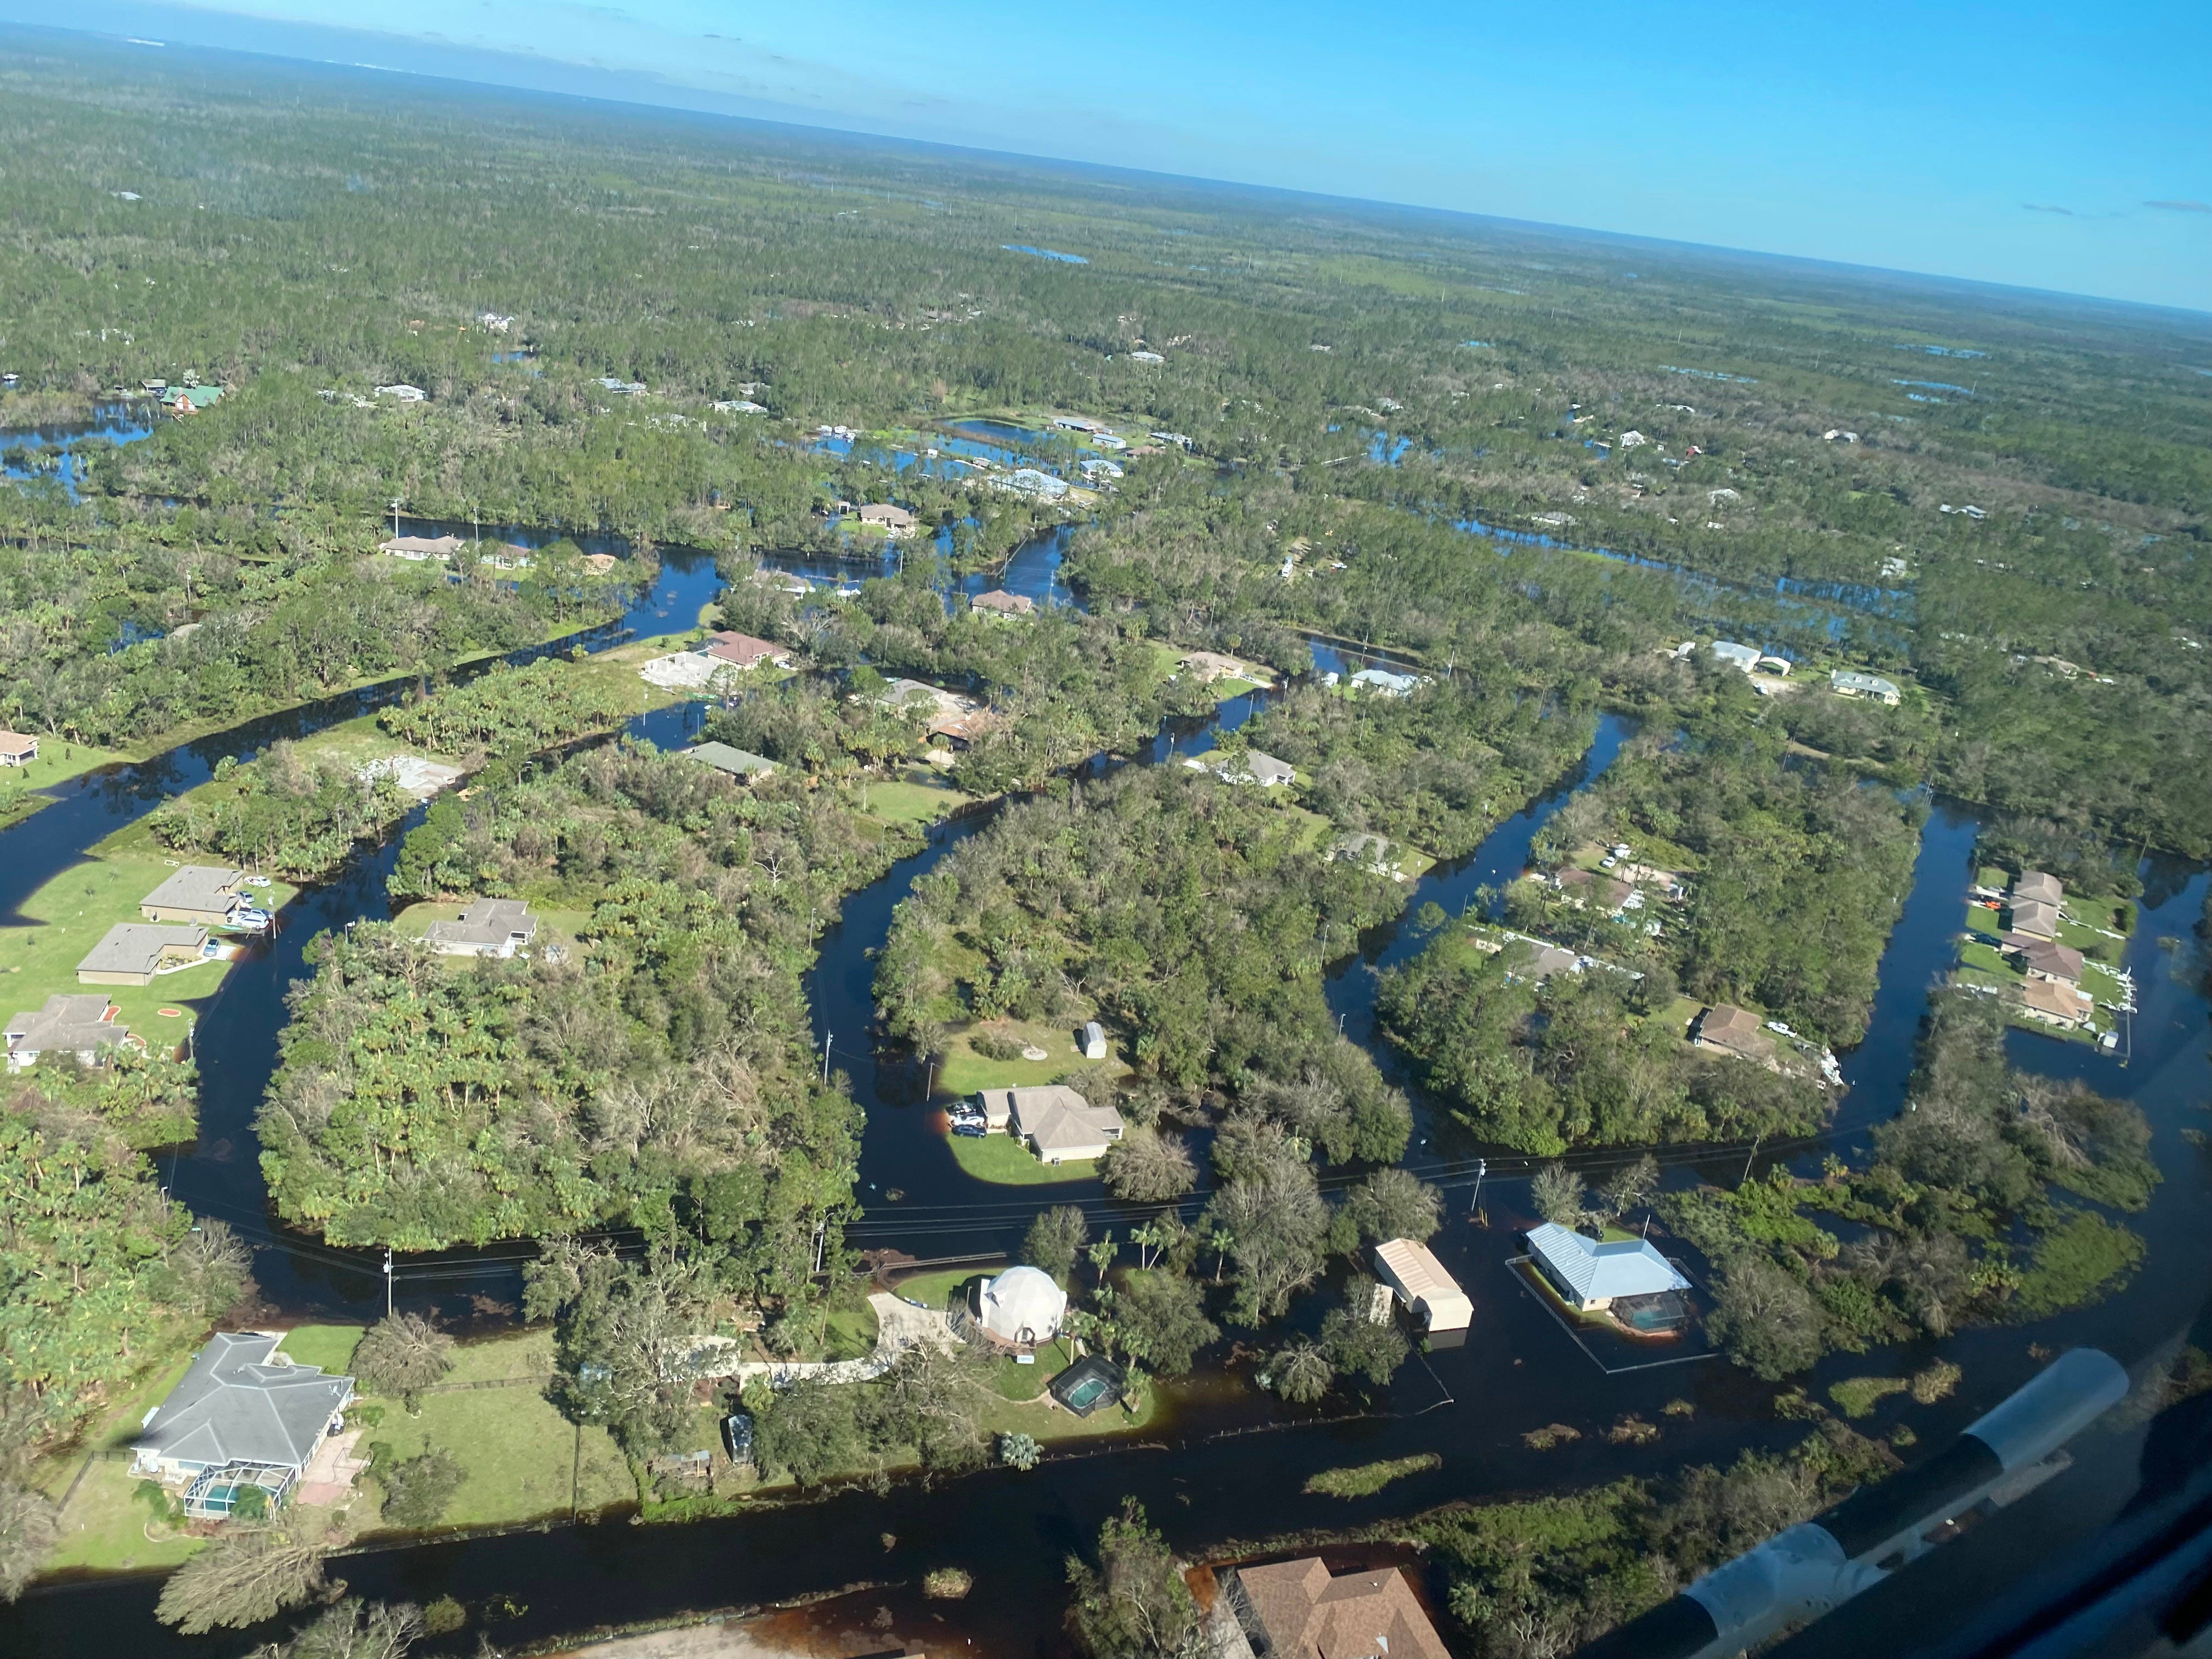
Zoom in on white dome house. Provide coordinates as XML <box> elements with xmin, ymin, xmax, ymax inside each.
<box><xmin>974</xmin><ymin>1265</ymin><xmax>1068</xmax><ymax>1349</ymax></box>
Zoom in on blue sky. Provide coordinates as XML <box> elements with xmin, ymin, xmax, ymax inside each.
<box><xmin>25</xmin><ymin>0</ymin><xmax>2212</xmax><ymax>309</ymax></box>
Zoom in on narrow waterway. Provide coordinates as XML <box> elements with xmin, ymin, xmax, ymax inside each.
<box><xmin>3</xmin><ymin>540</ymin><xmax>2208</xmax><ymax>1658</ymax></box>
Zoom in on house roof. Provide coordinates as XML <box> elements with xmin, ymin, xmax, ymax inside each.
<box><xmin>1831</xmin><ymin>669</ymin><xmax>1900</xmax><ymax>698</ymax></box>
<box><xmin>425</xmin><ymin>899</ymin><xmax>537</xmax><ymax>950</ymax></box>
<box><xmin>0</xmin><ymin>731</ymin><xmax>37</xmax><ymax>757</ymax></box>
<box><xmin>78</xmin><ymin>923</ymin><xmax>206</xmax><ymax>978</ymax></box>
<box><xmin>682</xmin><ymin>742</ymin><xmax>777</xmax><ymax>780</ymax></box>
<box><xmin>136</xmin><ymin>1333</ymin><xmax>354</xmax><ymax>1473</ymax></box>
<box><xmin>1350</xmin><ymin>667</ymin><xmax>1422</xmax><ymax>693</ymax></box>
<box><xmin>1696</xmin><ymin>1003</ymin><xmax>1776</xmax><ymax>1059</ymax></box>
<box><xmin>5</xmin><ymin>994</ymin><xmax>125</xmax><ymax>1054</ymax></box>
<box><xmin>1009</xmin><ymin>1085</ymin><xmax>1123</xmax><ymax>1155</ymax></box>
<box><xmin>2013</xmin><ymin>937</ymin><xmax>2085</xmax><ymax>982</ymax></box>
<box><xmin>1372</xmin><ymin>1239</ymin><xmax>1470</xmax><ymax>1316</ymax></box>
<box><xmin>1237</xmin><ymin>1559</ymin><xmax>1452</xmax><ymax>1659</ymax></box>
<box><xmin>704</xmin><ymin>630</ymin><xmax>787</xmax><ymax>667</ymax></box>
<box><xmin>1177</xmin><ymin>650</ymin><xmax>1248</xmax><ymax>681</ymax></box>
<box><xmin>142</xmin><ymin>865</ymin><xmax>244</xmax><ymax>915</ymax></box>
<box><xmin>1523</xmin><ymin>944</ymin><xmax>1582</xmax><ymax>982</ymax></box>
<box><xmin>971</xmin><ymin>589</ymin><xmax>1035</xmax><ymax>615</ymax></box>
<box><xmin>378</xmin><ymin>533</ymin><xmax>462</xmax><ymax>557</ymax></box>
<box><xmin>856</xmin><ymin>503</ymin><xmax>915</xmax><ymax>527</ymax></box>
<box><xmin>2011</xmin><ymin>870</ymin><xmax>2064</xmax><ymax>907</ymax></box>
<box><xmin>978</xmin><ymin>1265</ymin><xmax>1067</xmax><ymax>1344</ymax></box>
<box><xmin>1710</xmin><ymin>640</ymin><xmax>1762</xmax><ymax>671</ymax></box>
<box><xmin>1188</xmin><ymin>749</ymin><xmax>1295</xmax><ymax>786</ymax></box>
<box><xmin>1526</xmin><ymin>1222</ymin><xmax>1690</xmax><ymax>1302</ymax></box>
<box><xmin>2007</xmin><ymin>898</ymin><xmax>2061</xmax><ymax>938</ymax></box>
<box><xmin>1559</xmin><ymin>867</ymin><xmax>1632</xmax><ymax>912</ymax></box>
<box><xmin>2020</xmin><ymin>976</ymin><xmax>2092</xmax><ymax>1023</ymax></box>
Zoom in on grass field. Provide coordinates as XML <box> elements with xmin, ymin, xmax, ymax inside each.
<box><xmin>390</xmin><ymin>899</ymin><xmax>591</xmax><ymax>963</ymax></box>
<box><xmin>947</xmin><ymin>1127</ymin><xmax>1099</xmax><ymax>1185</ymax></box>
<box><xmin>0</xmin><ymin>742</ymin><xmax>131</xmax><ymax>830</ymax></box>
<box><xmin>934</xmin><ymin>1018</ymin><xmax>1119</xmax><ymax>1097</ymax></box>
<box><xmin>276</xmin><ymin>1324</ymin><xmax>365</xmax><ymax>1374</ymax></box>
<box><xmin>854</xmin><ymin>773</ymin><xmax>973</xmax><ymax>827</ymax></box>
<box><xmin>37</xmin><ymin>1347</ymin><xmax>206</xmax><ymax>1574</ymax></box>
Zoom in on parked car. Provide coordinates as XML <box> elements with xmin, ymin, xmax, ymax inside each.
<box><xmin>950</xmin><ymin>1117</ymin><xmax>989</xmax><ymax>1138</ymax></box>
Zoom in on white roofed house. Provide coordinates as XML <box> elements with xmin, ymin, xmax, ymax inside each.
<box><xmin>1831</xmin><ymin>669</ymin><xmax>1901</xmax><ymax>705</ymax></box>
<box><xmin>425</xmin><ymin>899</ymin><xmax>538</xmax><ymax>958</ymax></box>
<box><xmin>1372</xmin><ymin>1238</ymin><xmax>1472</xmax><ymax>1337</ymax></box>
<box><xmin>1350</xmin><ymin>667</ymin><xmax>1424</xmax><ymax>697</ymax></box>
<box><xmin>1709</xmin><ymin>640</ymin><xmax>1762</xmax><ymax>674</ymax></box>
<box><xmin>1184</xmin><ymin>749</ymin><xmax>1296</xmax><ymax>788</ymax></box>
<box><xmin>968</xmin><ymin>1265</ymin><xmax>1068</xmax><ymax>1350</ymax></box>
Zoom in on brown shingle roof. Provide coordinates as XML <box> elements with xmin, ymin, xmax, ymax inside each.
<box><xmin>2019</xmin><ymin>976</ymin><xmax>2092</xmax><ymax>1025</ymax></box>
<box><xmin>1696</xmin><ymin>1003</ymin><xmax>1776</xmax><ymax>1060</ymax></box>
<box><xmin>971</xmin><ymin>589</ymin><xmax>1035</xmax><ymax>615</ymax></box>
<box><xmin>1237</xmin><ymin>1560</ymin><xmax>1451</xmax><ymax>1659</ymax></box>
<box><xmin>2011</xmin><ymin>869</ymin><xmax>2063</xmax><ymax>907</ymax></box>
<box><xmin>705</xmin><ymin>630</ymin><xmax>788</xmax><ymax>668</ymax></box>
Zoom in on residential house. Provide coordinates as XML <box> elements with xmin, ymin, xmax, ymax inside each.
<box><xmin>1370</xmin><ymin>1238</ymin><xmax>1472</xmax><ymax>1335</ymax></box>
<box><xmin>78</xmin><ymin>923</ymin><xmax>210</xmax><ymax>986</ymax></box>
<box><xmin>1009</xmin><ymin>1085</ymin><xmax>1124</xmax><ymax>1164</ymax></box>
<box><xmin>1525</xmin><ymin>1222</ymin><xmax>1692</xmax><ymax>1314</ymax></box>
<box><xmin>1002</xmin><ymin>467</ymin><xmax>1069</xmax><ymax>500</ymax></box>
<box><xmin>1225</xmin><ymin>1559</ymin><xmax>1451</xmax><ymax>1659</ymax></box>
<box><xmin>1558</xmin><ymin>867</ymin><xmax>1632</xmax><ymax>914</ymax></box>
<box><xmin>1350</xmin><ymin>667</ymin><xmax>1423</xmax><ymax>697</ymax></box>
<box><xmin>425</xmin><ymin>899</ymin><xmax>538</xmax><ymax>958</ymax></box>
<box><xmin>703</xmin><ymin>630</ymin><xmax>793</xmax><ymax>670</ymax></box>
<box><xmin>1184</xmin><ymin>750</ymin><xmax>1296</xmax><ymax>788</ymax></box>
<box><xmin>971</xmin><ymin>1265</ymin><xmax>1067</xmax><ymax>1350</ymax></box>
<box><xmin>2006</xmin><ymin>898</ymin><xmax>2062</xmax><ymax>941</ymax></box>
<box><xmin>2010</xmin><ymin>936</ymin><xmax>2085</xmax><ymax>985</ymax></box>
<box><xmin>1079</xmin><ymin>1020</ymin><xmax>1109</xmax><ymax>1062</ymax></box>
<box><xmin>2011</xmin><ymin>870</ymin><xmax>2064</xmax><ymax>908</ymax></box>
<box><xmin>1831</xmin><ymin>669</ymin><xmax>1901</xmax><ymax>705</ymax></box>
<box><xmin>374</xmin><ymin>383</ymin><xmax>427</xmax><ymax>402</ymax></box>
<box><xmin>1511</xmin><ymin>943</ymin><xmax>1583</xmax><ymax>984</ymax></box>
<box><xmin>856</xmin><ymin>503</ymin><xmax>917</xmax><ymax>537</ymax></box>
<box><xmin>681</xmin><ymin>742</ymin><xmax>777</xmax><ymax>783</ymax></box>
<box><xmin>5</xmin><ymin>995</ymin><xmax>128</xmax><ymax>1070</ymax></box>
<box><xmin>379</xmin><ymin>534</ymin><xmax>464</xmax><ymax>562</ymax></box>
<box><xmin>1177</xmin><ymin>650</ymin><xmax>1250</xmax><ymax>684</ymax></box>
<box><xmin>1328</xmin><ymin>832</ymin><xmax>1403</xmax><ymax>878</ymax></box>
<box><xmin>2018</xmin><ymin>975</ymin><xmax>2095</xmax><ymax>1031</ymax></box>
<box><xmin>0</xmin><ymin>731</ymin><xmax>38</xmax><ymax>766</ymax></box>
<box><xmin>970</xmin><ymin>589</ymin><xmax>1036</xmax><ymax>618</ymax></box>
<box><xmin>140</xmin><ymin>865</ymin><xmax>251</xmax><ymax>928</ymax></box>
<box><xmin>1710</xmin><ymin>640</ymin><xmax>1762</xmax><ymax>673</ymax></box>
<box><xmin>132</xmin><ymin>1332</ymin><xmax>354</xmax><ymax>1519</ymax></box>
<box><xmin>927</xmin><ymin>709</ymin><xmax>998</xmax><ymax>751</ymax></box>
<box><xmin>1692</xmin><ymin>1003</ymin><xmax>1778</xmax><ymax>1064</ymax></box>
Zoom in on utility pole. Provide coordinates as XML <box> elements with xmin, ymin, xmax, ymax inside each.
<box><xmin>1741</xmin><ymin>1132</ymin><xmax>1764</xmax><ymax>1187</ymax></box>
<box><xmin>389</xmin><ymin>497</ymin><xmax>403</xmax><ymax>539</ymax></box>
<box><xmin>821</xmin><ymin>1030</ymin><xmax>832</xmax><ymax>1082</ymax></box>
<box><xmin>383</xmin><ymin>1246</ymin><xmax>394</xmax><ymax>1318</ymax></box>
<box><xmin>1470</xmin><ymin>1158</ymin><xmax>1487</xmax><ymax>1222</ymax></box>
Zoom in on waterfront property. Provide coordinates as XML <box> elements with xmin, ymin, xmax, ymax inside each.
<box><xmin>1370</xmin><ymin>1238</ymin><xmax>1472</xmax><ymax>1337</ymax></box>
<box><xmin>1048</xmin><ymin>1352</ymin><xmax>1127</xmax><ymax>1415</ymax></box>
<box><xmin>1350</xmin><ymin>666</ymin><xmax>1424</xmax><ymax>697</ymax></box>
<box><xmin>377</xmin><ymin>533</ymin><xmax>462</xmax><ymax>560</ymax></box>
<box><xmin>1525</xmin><ymin>1222</ymin><xmax>1692</xmax><ymax>1329</ymax></box>
<box><xmin>4</xmin><ymin>993</ymin><xmax>128</xmax><ymax>1070</ymax></box>
<box><xmin>2018</xmin><ymin>974</ymin><xmax>2096</xmax><ymax>1031</ymax></box>
<box><xmin>970</xmin><ymin>588</ymin><xmax>1036</xmax><ymax>618</ymax></box>
<box><xmin>1710</xmin><ymin>640</ymin><xmax>1762</xmax><ymax>673</ymax></box>
<box><xmin>1691</xmin><ymin>1003</ymin><xmax>1778</xmax><ymax>1065</ymax></box>
<box><xmin>2006</xmin><ymin>897</ymin><xmax>2062</xmax><ymax>940</ymax></box>
<box><xmin>140</xmin><ymin>864</ymin><xmax>255</xmax><ymax>929</ymax></box>
<box><xmin>425</xmin><ymin>899</ymin><xmax>538</xmax><ymax>958</ymax></box>
<box><xmin>703</xmin><ymin>629</ymin><xmax>793</xmax><ymax>670</ymax></box>
<box><xmin>77</xmin><ymin>922</ymin><xmax>211</xmax><ymax>985</ymax></box>
<box><xmin>0</xmin><ymin>730</ymin><xmax>38</xmax><ymax>765</ymax></box>
<box><xmin>2012</xmin><ymin>869</ymin><xmax>2064</xmax><ymax>908</ymax></box>
<box><xmin>681</xmin><ymin>742</ymin><xmax>778</xmax><ymax>783</ymax></box>
<box><xmin>968</xmin><ymin>1264</ymin><xmax>1067</xmax><ymax>1350</ymax></box>
<box><xmin>132</xmin><ymin>1333</ymin><xmax>355</xmax><ymax>1519</ymax></box>
<box><xmin>1559</xmin><ymin>866</ymin><xmax>1633</xmax><ymax>914</ymax></box>
<box><xmin>2010</xmin><ymin>936</ymin><xmax>2085</xmax><ymax>985</ymax></box>
<box><xmin>1177</xmin><ymin>649</ymin><xmax>1255</xmax><ymax>684</ymax></box>
<box><xmin>1328</xmin><ymin>831</ymin><xmax>1406</xmax><ymax>879</ymax></box>
<box><xmin>1184</xmin><ymin>749</ymin><xmax>1296</xmax><ymax>788</ymax></box>
<box><xmin>1223</xmin><ymin>1559</ymin><xmax>1451</xmax><ymax>1659</ymax></box>
<box><xmin>1831</xmin><ymin>668</ymin><xmax>1901</xmax><ymax>704</ymax></box>
<box><xmin>1008</xmin><ymin>1084</ymin><xmax>1125</xmax><ymax>1162</ymax></box>
<box><xmin>855</xmin><ymin>503</ymin><xmax>917</xmax><ymax>536</ymax></box>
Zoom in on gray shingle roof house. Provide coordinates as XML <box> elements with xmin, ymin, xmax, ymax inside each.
<box><xmin>4</xmin><ymin>994</ymin><xmax>128</xmax><ymax>1070</ymax></box>
<box><xmin>425</xmin><ymin>899</ymin><xmax>538</xmax><ymax>958</ymax></box>
<box><xmin>1009</xmin><ymin>1085</ymin><xmax>1125</xmax><ymax>1163</ymax></box>
<box><xmin>1525</xmin><ymin>1222</ymin><xmax>1691</xmax><ymax>1312</ymax></box>
<box><xmin>133</xmin><ymin>1333</ymin><xmax>354</xmax><ymax>1498</ymax></box>
<box><xmin>1830</xmin><ymin>669</ymin><xmax>1901</xmax><ymax>704</ymax></box>
<box><xmin>2006</xmin><ymin>898</ymin><xmax>2061</xmax><ymax>940</ymax></box>
<box><xmin>681</xmin><ymin>742</ymin><xmax>778</xmax><ymax>783</ymax></box>
<box><xmin>140</xmin><ymin>865</ymin><xmax>248</xmax><ymax>927</ymax></box>
<box><xmin>2011</xmin><ymin>869</ymin><xmax>2064</xmax><ymax>907</ymax></box>
<box><xmin>77</xmin><ymin>923</ymin><xmax>210</xmax><ymax>986</ymax></box>
<box><xmin>1184</xmin><ymin>749</ymin><xmax>1295</xmax><ymax>788</ymax></box>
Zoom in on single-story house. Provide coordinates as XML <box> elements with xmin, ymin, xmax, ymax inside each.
<box><xmin>703</xmin><ymin>630</ymin><xmax>792</xmax><ymax>670</ymax></box>
<box><xmin>425</xmin><ymin>899</ymin><xmax>538</xmax><ymax>958</ymax></box>
<box><xmin>78</xmin><ymin>923</ymin><xmax>210</xmax><ymax>986</ymax></box>
<box><xmin>1525</xmin><ymin>1221</ymin><xmax>1691</xmax><ymax>1314</ymax></box>
<box><xmin>1692</xmin><ymin>1003</ymin><xmax>1777</xmax><ymax>1064</ymax></box>
<box><xmin>133</xmin><ymin>1332</ymin><xmax>354</xmax><ymax>1519</ymax></box>
<box><xmin>1513</xmin><ymin>943</ymin><xmax>1583</xmax><ymax>984</ymax></box>
<box><xmin>1010</xmin><ymin>1084</ymin><xmax>1125</xmax><ymax>1163</ymax></box>
<box><xmin>1558</xmin><ymin>867</ymin><xmax>1632</xmax><ymax>914</ymax></box>
<box><xmin>374</xmin><ymin>383</ymin><xmax>427</xmax><ymax>402</ymax></box>
<box><xmin>140</xmin><ymin>865</ymin><xmax>251</xmax><ymax>928</ymax></box>
<box><xmin>1184</xmin><ymin>749</ymin><xmax>1296</xmax><ymax>788</ymax></box>
<box><xmin>1328</xmin><ymin>832</ymin><xmax>1402</xmax><ymax>878</ymax></box>
<box><xmin>856</xmin><ymin>503</ymin><xmax>917</xmax><ymax>536</ymax></box>
<box><xmin>1227</xmin><ymin>1559</ymin><xmax>1451</xmax><ymax>1659</ymax></box>
<box><xmin>972</xmin><ymin>1087</ymin><xmax>1019</xmax><ymax>1133</ymax></box>
<box><xmin>1177</xmin><ymin>650</ymin><xmax>1250</xmax><ymax>684</ymax></box>
<box><xmin>1350</xmin><ymin>667</ymin><xmax>1423</xmax><ymax>697</ymax></box>
<box><xmin>1710</xmin><ymin>640</ymin><xmax>1762</xmax><ymax>673</ymax></box>
<box><xmin>971</xmin><ymin>589</ymin><xmax>1035</xmax><ymax>618</ymax></box>
<box><xmin>971</xmin><ymin>1265</ymin><xmax>1067</xmax><ymax>1350</ymax></box>
<box><xmin>1371</xmin><ymin>1238</ymin><xmax>1472</xmax><ymax>1335</ymax></box>
<box><xmin>2011</xmin><ymin>870</ymin><xmax>2064</xmax><ymax>909</ymax></box>
<box><xmin>681</xmin><ymin>742</ymin><xmax>778</xmax><ymax>783</ymax></box>
<box><xmin>1080</xmin><ymin>1020</ymin><xmax>1109</xmax><ymax>1061</ymax></box>
<box><xmin>2010</xmin><ymin>936</ymin><xmax>2085</xmax><ymax>985</ymax></box>
<box><xmin>1831</xmin><ymin>669</ymin><xmax>1901</xmax><ymax>705</ymax></box>
<box><xmin>5</xmin><ymin>994</ymin><xmax>128</xmax><ymax>1070</ymax></box>
<box><xmin>2019</xmin><ymin>975</ymin><xmax>2095</xmax><ymax>1031</ymax></box>
<box><xmin>928</xmin><ymin>709</ymin><xmax>999</xmax><ymax>751</ymax></box>
<box><xmin>0</xmin><ymin>731</ymin><xmax>38</xmax><ymax>765</ymax></box>
<box><xmin>2006</xmin><ymin>898</ymin><xmax>2062</xmax><ymax>941</ymax></box>
<box><xmin>378</xmin><ymin>533</ymin><xmax>464</xmax><ymax>561</ymax></box>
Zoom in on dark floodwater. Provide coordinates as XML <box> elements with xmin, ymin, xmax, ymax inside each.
<box><xmin>3</xmin><ymin>539</ymin><xmax>2208</xmax><ymax>1658</ymax></box>
<box><xmin>0</xmin><ymin>401</ymin><xmax>158</xmax><ymax>501</ymax></box>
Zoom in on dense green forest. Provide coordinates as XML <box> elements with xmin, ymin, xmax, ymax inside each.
<box><xmin>260</xmin><ymin>742</ymin><xmax>896</xmax><ymax>1276</ymax></box>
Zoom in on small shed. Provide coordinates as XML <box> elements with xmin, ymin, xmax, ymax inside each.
<box><xmin>1079</xmin><ymin>1020</ymin><xmax>1108</xmax><ymax>1061</ymax></box>
<box><xmin>1371</xmin><ymin>1238</ymin><xmax>1472</xmax><ymax>1335</ymax></box>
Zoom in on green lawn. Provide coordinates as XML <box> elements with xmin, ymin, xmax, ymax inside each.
<box><xmin>279</xmin><ymin>1324</ymin><xmax>365</xmax><ymax>1374</ymax></box>
<box><xmin>0</xmin><ymin>837</ymin><xmax>297</xmax><ymax>1052</ymax></box>
<box><xmin>821</xmin><ymin>1300</ymin><xmax>882</xmax><ymax>1362</ymax></box>
<box><xmin>390</xmin><ymin>899</ymin><xmax>589</xmax><ymax>964</ymax></box>
<box><xmin>0</xmin><ymin>742</ymin><xmax>132</xmax><ymax>830</ymax></box>
<box><xmin>935</xmin><ymin>1018</ymin><xmax>1111</xmax><ymax>1096</ymax></box>
<box><xmin>887</xmin><ymin>1268</ymin><xmax>989</xmax><ymax>1312</ymax></box>
<box><xmin>948</xmin><ymin>1127</ymin><xmax>1101</xmax><ymax>1185</ymax></box>
<box><xmin>855</xmin><ymin>774</ymin><xmax>973</xmax><ymax>827</ymax></box>
<box><xmin>37</xmin><ymin>1345</ymin><xmax>205</xmax><ymax>1573</ymax></box>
